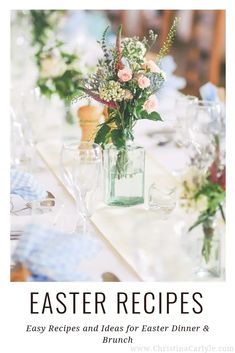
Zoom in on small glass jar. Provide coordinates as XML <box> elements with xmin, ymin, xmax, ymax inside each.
<box><xmin>148</xmin><ymin>182</ymin><xmax>176</xmax><ymax>218</ymax></box>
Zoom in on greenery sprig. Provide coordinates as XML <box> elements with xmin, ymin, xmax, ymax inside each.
<box><xmin>183</xmin><ymin>135</ymin><xmax>226</xmax><ymax>264</ymax></box>
<box><xmin>157</xmin><ymin>17</ymin><xmax>180</xmax><ymax>62</ymax></box>
<box><xmin>189</xmin><ymin>180</ymin><xmax>225</xmax><ymax>232</ymax></box>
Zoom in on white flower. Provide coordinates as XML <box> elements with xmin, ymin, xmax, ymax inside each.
<box><xmin>181</xmin><ymin>166</ymin><xmax>206</xmax><ymax>193</ymax></box>
<box><xmin>121</xmin><ymin>38</ymin><xmax>146</xmax><ymax>63</ymax></box>
<box><xmin>40</xmin><ymin>55</ymin><xmax>66</xmax><ymax>78</ymax></box>
<box><xmin>180</xmin><ymin>166</ymin><xmax>208</xmax><ymax>211</ymax></box>
<box><xmin>99</xmin><ymin>81</ymin><xmax>125</xmax><ymax>102</ymax></box>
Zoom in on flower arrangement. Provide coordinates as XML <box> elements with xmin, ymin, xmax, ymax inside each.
<box><xmin>30</xmin><ymin>10</ymin><xmax>83</xmax><ymax>123</ymax></box>
<box><xmin>36</xmin><ymin>46</ymin><xmax>83</xmax><ymax>123</ymax></box>
<box><xmin>181</xmin><ymin>137</ymin><xmax>226</xmax><ymax>263</ymax></box>
<box><xmin>71</xmin><ymin>19</ymin><xmax>178</xmax><ymax>176</ymax></box>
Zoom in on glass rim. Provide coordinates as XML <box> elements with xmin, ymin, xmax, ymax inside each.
<box><xmin>193</xmin><ymin>100</ymin><xmax>221</xmax><ymax>107</ymax></box>
<box><xmin>104</xmin><ymin>143</ymin><xmax>144</xmax><ymax>150</ymax></box>
<box><xmin>149</xmin><ymin>182</ymin><xmax>176</xmax><ymax>194</ymax></box>
<box><xmin>62</xmin><ymin>141</ymin><xmax>101</xmax><ymax>151</ymax></box>
<box><xmin>176</xmin><ymin>94</ymin><xmax>198</xmax><ymax>101</ymax></box>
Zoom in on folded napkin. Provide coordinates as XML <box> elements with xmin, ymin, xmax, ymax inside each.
<box><xmin>12</xmin><ymin>224</ymin><xmax>100</xmax><ymax>281</ymax></box>
<box><xmin>199</xmin><ymin>82</ymin><xmax>219</xmax><ymax>102</ymax></box>
<box><xmin>10</xmin><ymin>169</ymin><xmax>47</xmax><ymax>201</ymax></box>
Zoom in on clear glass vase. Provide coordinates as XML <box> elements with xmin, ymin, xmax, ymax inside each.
<box><xmin>104</xmin><ymin>143</ymin><xmax>145</xmax><ymax>206</ymax></box>
<box><xmin>195</xmin><ymin>217</ymin><xmax>221</xmax><ymax>278</ymax></box>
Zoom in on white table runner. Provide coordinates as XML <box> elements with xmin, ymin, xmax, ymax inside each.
<box><xmin>36</xmin><ymin>139</ymin><xmax>220</xmax><ymax>281</ymax></box>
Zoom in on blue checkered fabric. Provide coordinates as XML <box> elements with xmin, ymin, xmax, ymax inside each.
<box><xmin>12</xmin><ymin>224</ymin><xmax>100</xmax><ymax>281</ymax></box>
<box><xmin>11</xmin><ymin>169</ymin><xmax>47</xmax><ymax>201</ymax></box>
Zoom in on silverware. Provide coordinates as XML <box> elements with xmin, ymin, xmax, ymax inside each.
<box><xmin>11</xmin><ymin>206</ymin><xmax>31</xmax><ymax>215</ymax></box>
<box><xmin>102</xmin><ymin>272</ymin><xmax>121</xmax><ymax>282</ymax></box>
<box><xmin>10</xmin><ymin>230</ymin><xmax>22</xmax><ymax>236</ymax></box>
<box><xmin>157</xmin><ymin>139</ymin><xmax>171</xmax><ymax>146</ymax></box>
<box><xmin>11</xmin><ymin>191</ymin><xmax>56</xmax><ymax>215</ymax></box>
<box><xmin>147</xmin><ymin>130</ymin><xmax>174</xmax><ymax>138</ymax></box>
<box><xmin>40</xmin><ymin>191</ymin><xmax>56</xmax><ymax>207</ymax></box>
<box><xmin>10</xmin><ymin>230</ymin><xmax>22</xmax><ymax>240</ymax></box>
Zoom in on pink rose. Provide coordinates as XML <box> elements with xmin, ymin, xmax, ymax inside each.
<box><xmin>143</xmin><ymin>95</ymin><xmax>158</xmax><ymax>113</ymax></box>
<box><xmin>118</xmin><ymin>67</ymin><xmax>132</xmax><ymax>82</ymax></box>
<box><xmin>144</xmin><ymin>59</ymin><xmax>161</xmax><ymax>73</ymax></box>
<box><xmin>138</xmin><ymin>75</ymin><xmax>151</xmax><ymax>89</ymax></box>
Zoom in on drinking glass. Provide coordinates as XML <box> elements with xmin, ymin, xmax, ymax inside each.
<box><xmin>10</xmin><ymin>106</ymin><xmax>35</xmax><ymax>171</ymax></box>
<box><xmin>174</xmin><ymin>95</ymin><xmax>199</xmax><ymax>147</ymax></box>
<box><xmin>148</xmin><ymin>182</ymin><xmax>177</xmax><ymax>219</ymax></box>
<box><xmin>20</xmin><ymin>87</ymin><xmax>48</xmax><ymax>143</ymax></box>
<box><xmin>187</xmin><ymin>100</ymin><xmax>222</xmax><ymax>170</ymax></box>
<box><xmin>172</xmin><ymin>95</ymin><xmax>199</xmax><ymax>176</ymax></box>
<box><xmin>60</xmin><ymin>141</ymin><xmax>102</xmax><ymax>235</ymax></box>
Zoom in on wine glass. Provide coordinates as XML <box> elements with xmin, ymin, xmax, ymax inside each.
<box><xmin>60</xmin><ymin>141</ymin><xmax>102</xmax><ymax>235</ymax></box>
<box><xmin>187</xmin><ymin>100</ymin><xmax>222</xmax><ymax>171</ymax></box>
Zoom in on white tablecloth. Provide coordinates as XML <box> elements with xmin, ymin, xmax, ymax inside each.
<box><xmin>11</xmin><ymin>103</ymin><xmax>225</xmax><ymax>281</ymax></box>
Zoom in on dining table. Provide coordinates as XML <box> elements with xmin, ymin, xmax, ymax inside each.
<box><xmin>10</xmin><ymin>96</ymin><xmax>225</xmax><ymax>282</ymax></box>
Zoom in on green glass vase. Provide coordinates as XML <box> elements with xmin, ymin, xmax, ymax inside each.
<box><xmin>104</xmin><ymin>143</ymin><xmax>145</xmax><ymax>206</ymax></box>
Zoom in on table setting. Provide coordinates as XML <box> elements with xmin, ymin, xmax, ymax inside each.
<box><xmin>10</xmin><ymin>11</ymin><xmax>226</xmax><ymax>282</ymax></box>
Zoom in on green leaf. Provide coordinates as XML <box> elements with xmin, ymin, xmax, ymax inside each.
<box><xmin>60</xmin><ymin>51</ymin><xmax>78</xmax><ymax>64</ymax></box>
<box><xmin>145</xmin><ymin>111</ymin><xmax>163</xmax><ymax>121</ymax></box>
<box><xmin>111</xmin><ymin>129</ymin><xmax>125</xmax><ymax>149</ymax></box>
<box><xmin>189</xmin><ymin>213</ymin><xmax>209</xmax><ymax>232</ymax></box>
<box><xmin>94</xmin><ymin>124</ymin><xmax>111</xmax><ymax>145</ymax></box>
<box><xmin>133</xmin><ymin>105</ymin><xmax>143</xmax><ymax>119</ymax></box>
<box><xmin>189</xmin><ymin>212</ymin><xmax>210</xmax><ymax>232</ymax></box>
<box><xmin>138</xmin><ymin>109</ymin><xmax>163</xmax><ymax>121</ymax></box>
<box><xmin>37</xmin><ymin>80</ymin><xmax>54</xmax><ymax>98</ymax></box>
<box><xmin>194</xmin><ymin>179</ymin><xmax>225</xmax><ymax>216</ymax></box>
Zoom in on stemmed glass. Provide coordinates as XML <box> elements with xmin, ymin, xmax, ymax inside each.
<box><xmin>60</xmin><ymin>141</ymin><xmax>102</xmax><ymax>235</ymax></box>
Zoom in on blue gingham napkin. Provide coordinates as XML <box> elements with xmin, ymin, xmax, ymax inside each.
<box><xmin>10</xmin><ymin>169</ymin><xmax>47</xmax><ymax>201</ymax></box>
<box><xmin>12</xmin><ymin>224</ymin><xmax>100</xmax><ymax>281</ymax></box>
<box><xmin>199</xmin><ymin>82</ymin><xmax>219</xmax><ymax>102</ymax></box>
